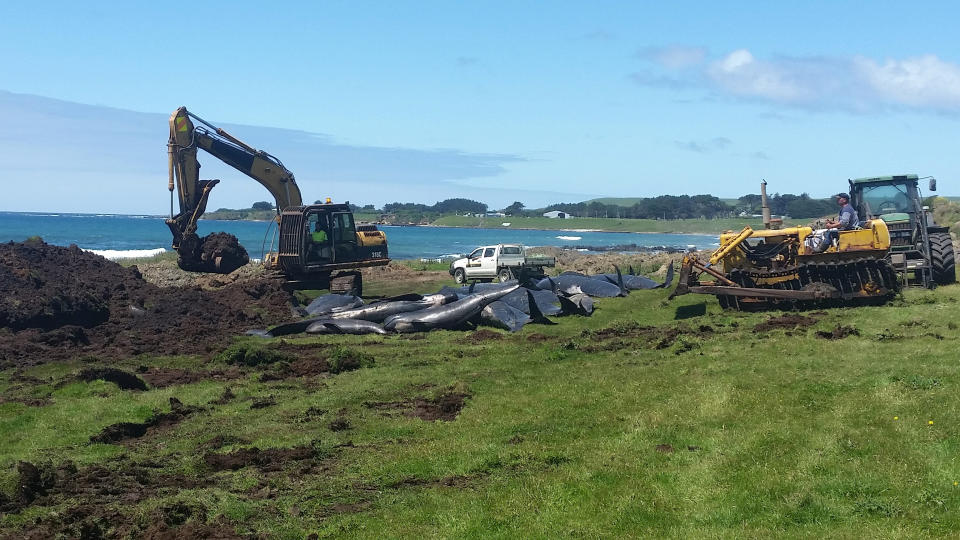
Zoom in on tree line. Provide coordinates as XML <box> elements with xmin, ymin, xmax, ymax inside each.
<box><xmin>243</xmin><ymin>192</ymin><xmax>838</xmax><ymax>221</ymax></box>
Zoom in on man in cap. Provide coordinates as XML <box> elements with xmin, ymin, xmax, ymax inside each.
<box><xmin>824</xmin><ymin>193</ymin><xmax>860</xmax><ymax>231</ymax></box>
<box><xmin>807</xmin><ymin>193</ymin><xmax>860</xmax><ymax>253</ymax></box>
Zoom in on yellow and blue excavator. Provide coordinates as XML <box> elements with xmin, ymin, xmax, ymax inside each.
<box><xmin>166</xmin><ymin>106</ymin><xmax>389</xmax><ymax>294</ymax></box>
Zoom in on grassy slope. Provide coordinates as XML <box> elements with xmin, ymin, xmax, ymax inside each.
<box><xmin>432</xmin><ymin>215</ymin><xmax>796</xmax><ymax>234</ymax></box>
<box><xmin>586</xmin><ymin>197</ymin><xmax>741</xmax><ymax>208</ymax></box>
<box><xmin>2</xmin><ymin>279</ymin><xmax>960</xmax><ymax>537</ymax></box>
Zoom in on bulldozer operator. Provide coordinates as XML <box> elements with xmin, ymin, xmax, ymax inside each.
<box><xmin>807</xmin><ymin>192</ymin><xmax>860</xmax><ymax>253</ymax></box>
<box><xmin>824</xmin><ymin>192</ymin><xmax>860</xmax><ymax>231</ymax></box>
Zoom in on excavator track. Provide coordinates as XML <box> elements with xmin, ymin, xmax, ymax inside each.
<box><xmin>717</xmin><ymin>258</ymin><xmax>900</xmax><ymax>311</ymax></box>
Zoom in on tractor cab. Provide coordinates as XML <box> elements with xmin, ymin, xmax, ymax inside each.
<box><xmin>848</xmin><ymin>174</ymin><xmax>954</xmax><ymax>287</ymax></box>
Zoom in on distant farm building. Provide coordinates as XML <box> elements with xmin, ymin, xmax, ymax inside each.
<box><xmin>543</xmin><ymin>211</ymin><xmax>573</xmax><ymax>219</ymax></box>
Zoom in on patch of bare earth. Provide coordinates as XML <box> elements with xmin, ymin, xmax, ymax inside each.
<box><xmin>577</xmin><ymin>322</ymin><xmax>714</xmax><ymax>352</ymax></box>
<box><xmin>203</xmin><ymin>446</ymin><xmax>316</xmax><ymax>473</ymax></box>
<box><xmin>89</xmin><ymin>397</ymin><xmax>203</xmax><ymax>444</ymax></box>
<box><xmin>365</xmin><ymin>390</ymin><xmax>470</xmax><ymax>422</ymax></box>
<box><xmin>816</xmin><ymin>325</ymin><xmax>860</xmax><ymax>339</ymax></box>
<box><xmin>754</xmin><ymin>314</ymin><xmax>819</xmax><ymax>332</ymax></box>
<box><xmin>461</xmin><ymin>329</ymin><xmax>503</xmax><ymax>344</ymax></box>
<box><xmin>387</xmin><ymin>474</ymin><xmax>481</xmax><ymax>489</ymax></box>
<box><xmin>0</xmin><ymin>458</ymin><xmax>227</xmax><ymax>539</ymax></box>
<box><xmin>138</xmin><ymin>365</ymin><xmax>245</xmax><ymax>388</ymax></box>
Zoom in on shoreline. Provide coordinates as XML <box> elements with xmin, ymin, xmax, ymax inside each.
<box><xmin>420</xmin><ymin>223</ymin><xmax>720</xmax><ymax>237</ymax></box>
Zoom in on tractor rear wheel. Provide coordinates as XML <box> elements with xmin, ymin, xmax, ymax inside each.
<box><xmin>930</xmin><ymin>232</ymin><xmax>956</xmax><ymax>285</ymax></box>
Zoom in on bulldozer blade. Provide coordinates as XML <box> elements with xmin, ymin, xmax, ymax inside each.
<box><xmin>668</xmin><ymin>259</ymin><xmax>694</xmax><ymax>299</ymax></box>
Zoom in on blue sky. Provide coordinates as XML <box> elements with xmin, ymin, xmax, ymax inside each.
<box><xmin>2</xmin><ymin>1</ymin><xmax>959</xmax><ymax>213</ymax></box>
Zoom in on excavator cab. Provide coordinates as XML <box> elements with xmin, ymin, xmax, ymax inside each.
<box><xmin>276</xmin><ymin>204</ymin><xmax>388</xmax><ymax>293</ymax></box>
<box><xmin>301</xmin><ymin>207</ymin><xmax>359</xmax><ymax>265</ymax></box>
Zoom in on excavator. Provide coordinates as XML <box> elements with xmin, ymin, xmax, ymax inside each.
<box><xmin>166</xmin><ymin>106</ymin><xmax>389</xmax><ymax>295</ymax></box>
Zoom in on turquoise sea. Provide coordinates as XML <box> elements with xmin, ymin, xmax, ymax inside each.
<box><xmin>0</xmin><ymin>212</ymin><xmax>717</xmax><ymax>260</ymax></box>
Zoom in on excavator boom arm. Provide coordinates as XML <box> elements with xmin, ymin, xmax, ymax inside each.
<box><xmin>167</xmin><ymin>106</ymin><xmax>302</xmax><ymax>216</ymax></box>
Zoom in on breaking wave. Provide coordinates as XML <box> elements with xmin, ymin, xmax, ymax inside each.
<box><xmin>85</xmin><ymin>248</ymin><xmax>167</xmax><ymax>260</ymax></box>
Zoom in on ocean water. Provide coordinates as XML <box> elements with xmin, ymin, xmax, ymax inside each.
<box><xmin>0</xmin><ymin>212</ymin><xmax>717</xmax><ymax>260</ymax></box>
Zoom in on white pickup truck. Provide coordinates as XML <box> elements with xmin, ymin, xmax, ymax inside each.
<box><xmin>449</xmin><ymin>244</ymin><xmax>556</xmax><ymax>284</ymax></box>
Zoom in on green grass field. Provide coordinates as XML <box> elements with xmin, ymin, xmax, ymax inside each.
<box><xmin>2</xmin><ymin>278</ymin><xmax>960</xmax><ymax>537</ymax></box>
<box><xmin>432</xmin><ymin>215</ymin><xmax>797</xmax><ymax>234</ymax></box>
<box><xmin>585</xmin><ymin>197</ymin><xmax>741</xmax><ymax>208</ymax></box>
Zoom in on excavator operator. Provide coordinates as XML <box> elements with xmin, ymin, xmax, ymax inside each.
<box><xmin>308</xmin><ymin>218</ymin><xmax>331</xmax><ymax>263</ymax></box>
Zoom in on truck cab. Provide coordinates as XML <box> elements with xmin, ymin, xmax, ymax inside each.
<box><xmin>449</xmin><ymin>244</ymin><xmax>555</xmax><ymax>284</ymax></box>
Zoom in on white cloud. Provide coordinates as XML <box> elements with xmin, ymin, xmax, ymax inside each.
<box><xmin>634</xmin><ymin>47</ymin><xmax>960</xmax><ymax>112</ymax></box>
<box><xmin>853</xmin><ymin>54</ymin><xmax>960</xmax><ymax>109</ymax></box>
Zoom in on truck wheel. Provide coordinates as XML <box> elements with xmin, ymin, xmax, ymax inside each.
<box><xmin>930</xmin><ymin>232</ymin><xmax>956</xmax><ymax>285</ymax></box>
<box><xmin>497</xmin><ymin>268</ymin><xmax>513</xmax><ymax>283</ymax></box>
<box><xmin>454</xmin><ymin>268</ymin><xmax>467</xmax><ymax>284</ymax></box>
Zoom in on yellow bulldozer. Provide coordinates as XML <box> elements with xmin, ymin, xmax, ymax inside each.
<box><xmin>671</xmin><ymin>183</ymin><xmax>901</xmax><ymax>310</ymax></box>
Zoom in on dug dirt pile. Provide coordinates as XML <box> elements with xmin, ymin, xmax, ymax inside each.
<box><xmin>197</xmin><ymin>231</ymin><xmax>250</xmax><ymax>274</ymax></box>
<box><xmin>0</xmin><ymin>241</ymin><xmax>292</xmax><ymax>368</ymax></box>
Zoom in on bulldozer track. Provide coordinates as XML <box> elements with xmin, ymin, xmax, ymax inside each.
<box><xmin>718</xmin><ymin>258</ymin><xmax>900</xmax><ymax>311</ymax></box>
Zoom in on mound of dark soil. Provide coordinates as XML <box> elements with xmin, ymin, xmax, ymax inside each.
<box><xmin>0</xmin><ymin>242</ymin><xmax>135</xmax><ymax>331</ymax></box>
<box><xmin>199</xmin><ymin>232</ymin><xmax>250</xmax><ymax>274</ymax></box>
<box><xmin>77</xmin><ymin>367</ymin><xmax>148</xmax><ymax>390</ymax></box>
<box><xmin>0</xmin><ymin>241</ymin><xmax>292</xmax><ymax>368</ymax></box>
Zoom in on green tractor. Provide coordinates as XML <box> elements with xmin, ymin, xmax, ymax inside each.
<box><xmin>848</xmin><ymin>174</ymin><xmax>956</xmax><ymax>287</ymax></box>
